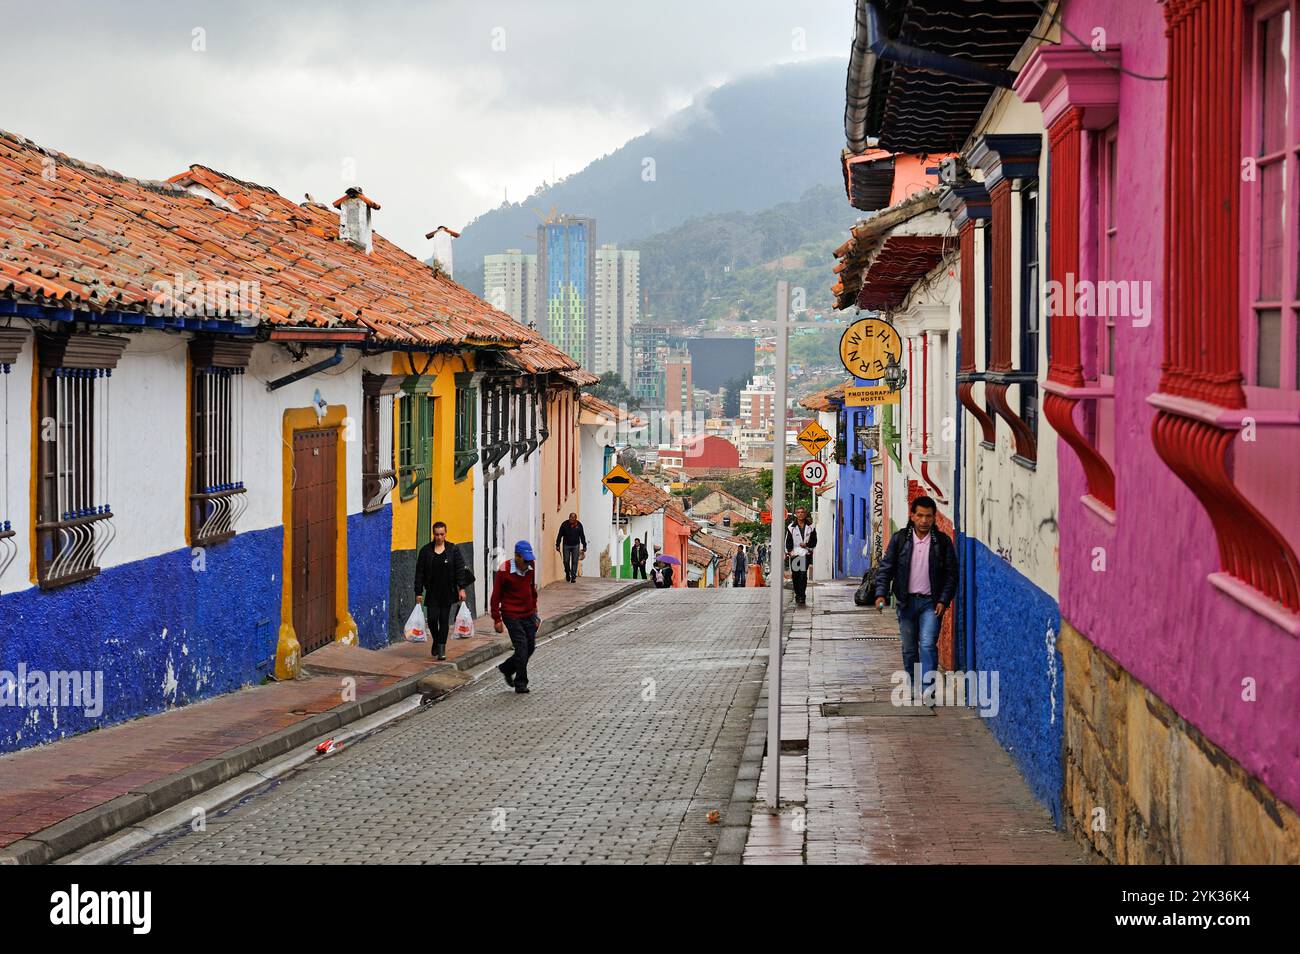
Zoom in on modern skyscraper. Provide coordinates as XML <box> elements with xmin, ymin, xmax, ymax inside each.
<box><xmin>592</xmin><ymin>245</ymin><xmax>640</xmax><ymax>384</ymax></box>
<box><xmin>483</xmin><ymin>249</ymin><xmax>537</xmax><ymax>327</ymax></box>
<box><xmin>631</xmin><ymin>323</ymin><xmax>668</xmax><ymax>405</ymax></box>
<box><xmin>536</xmin><ymin>215</ymin><xmax>595</xmax><ymax>366</ymax></box>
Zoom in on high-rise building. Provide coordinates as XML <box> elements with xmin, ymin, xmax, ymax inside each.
<box><xmin>665</xmin><ymin>351</ymin><xmax>694</xmax><ymax>441</ymax></box>
<box><xmin>632</xmin><ymin>324</ymin><xmax>668</xmax><ymax>404</ymax></box>
<box><xmin>740</xmin><ymin>374</ymin><xmax>775</xmax><ymax>431</ymax></box>
<box><xmin>536</xmin><ymin>215</ymin><xmax>595</xmax><ymax>366</ymax></box>
<box><xmin>483</xmin><ymin>249</ymin><xmax>537</xmax><ymax>327</ymax></box>
<box><xmin>592</xmin><ymin>245</ymin><xmax>639</xmax><ymax>384</ymax></box>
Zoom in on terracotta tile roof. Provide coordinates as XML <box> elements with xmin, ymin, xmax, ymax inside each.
<box><xmin>578</xmin><ymin>392</ymin><xmax>642</xmax><ymax>425</ymax></box>
<box><xmin>0</xmin><ymin>129</ymin><xmax>586</xmax><ymax>377</ymax></box>
<box><xmin>618</xmin><ymin>476</ymin><xmax>674</xmax><ymax>516</ymax></box>
<box><xmin>831</xmin><ymin>187</ymin><xmax>944</xmax><ymax>310</ymax></box>
<box><xmin>800</xmin><ymin>381</ymin><xmax>847</xmax><ymax>412</ymax></box>
<box><xmin>687</xmin><ymin>542</ymin><xmax>716</xmax><ymax>568</ymax></box>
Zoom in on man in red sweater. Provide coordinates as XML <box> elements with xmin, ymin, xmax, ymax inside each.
<box><xmin>492</xmin><ymin>540</ymin><xmax>541</xmax><ymax>694</ymax></box>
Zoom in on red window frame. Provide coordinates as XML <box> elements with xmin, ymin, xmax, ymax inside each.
<box><xmin>1243</xmin><ymin>0</ymin><xmax>1300</xmax><ymax>393</ymax></box>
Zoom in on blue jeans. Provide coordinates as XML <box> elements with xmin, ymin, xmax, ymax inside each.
<box><xmin>897</xmin><ymin>594</ymin><xmax>940</xmax><ymax>696</ymax></box>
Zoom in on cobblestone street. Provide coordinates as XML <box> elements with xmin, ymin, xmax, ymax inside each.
<box><xmin>118</xmin><ymin>589</ymin><xmax>768</xmax><ymax>865</ymax></box>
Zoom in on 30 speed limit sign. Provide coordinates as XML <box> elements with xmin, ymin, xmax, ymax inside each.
<box><xmin>800</xmin><ymin>458</ymin><xmax>828</xmax><ymax>487</ymax></box>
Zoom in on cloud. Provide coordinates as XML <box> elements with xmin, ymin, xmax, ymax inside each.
<box><xmin>4</xmin><ymin>0</ymin><xmax>850</xmax><ymax>255</ymax></box>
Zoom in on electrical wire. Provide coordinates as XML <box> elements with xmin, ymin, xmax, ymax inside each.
<box><xmin>1033</xmin><ymin>0</ymin><xmax>1167</xmax><ymax>82</ymax></box>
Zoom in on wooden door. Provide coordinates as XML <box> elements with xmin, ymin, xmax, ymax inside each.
<box><xmin>292</xmin><ymin>427</ymin><xmax>338</xmax><ymax>655</ymax></box>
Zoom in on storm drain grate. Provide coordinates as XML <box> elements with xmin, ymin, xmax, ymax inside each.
<box><xmin>820</xmin><ymin>635</ymin><xmax>896</xmax><ymax>641</ymax></box>
<box><xmin>820</xmin><ymin>701</ymin><xmax>935</xmax><ymax>717</ymax></box>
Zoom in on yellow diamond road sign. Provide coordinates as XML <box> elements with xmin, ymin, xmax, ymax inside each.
<box><xmin>797</xmin><ymin>421</ymin><xmax>831</xmax><ymax>457</ymax></box>
<box><xmin>602</xmin><ymin>463</ymin><xmax>634</xmax><ymax>498</ymax></box>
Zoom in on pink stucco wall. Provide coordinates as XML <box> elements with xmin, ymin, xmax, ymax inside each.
<box><xmin>1055</xmin><ymin>0</ymin><xmax>1300</xmax><ymax>812</ymax></box>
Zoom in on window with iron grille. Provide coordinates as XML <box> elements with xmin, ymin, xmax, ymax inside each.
<box><xmin>363</xmin><ymin>372</ymin><xmax>400</xmax><ymax>511</ymax></box>
<box><xmin>453</xmin><ymin>371</ymin><xmax>479</xmax><ymax>480</ymax></box>
<box><xmin>0</xmin><ymin>329</ymin><xmax>26</xmax><ymax>589</ymax></box>
<box><xmin>190</xmin><ymin>339</ymin><xmax>251</xmax><ymax>546</ymax></box>
<box><xmin>35</xmin><ymin>333</ymin><xmax>128</xmax><ymax>588</ymax></box>
<box><xmin>1019</xmin><ymin>180</ymin><xmax>1041</xmax><ymax>442</ymax></box>
<box><xmin>397</xmin><ymin>392</ymin><xmax>414</xmax><ymax>498</ymax></box>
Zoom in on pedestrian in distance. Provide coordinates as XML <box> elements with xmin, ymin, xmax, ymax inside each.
<box><xmin>733</xmin><ymin>546</ymin><xmax>747</xmax><ymax>587</ymax></box>
<box><xmin>784</xmin><ymin>506</ymin><xmax>817</xmax><ymax>607</ymax></box>
<box><xmin>493</xmin><ymin>540</ymin><xmax>541</xmax><ymax>694</ymax></box>
<box><xmin>630</xmin><ymin>537</ymin><xmax>649</xmax><ymax>579</ymax></box>
<box><xmin>873</xmin><ymin>495</ymin><xmax>958</xmax><ymax>707</ymax></box>
<box><xmin>555</xmin><ymin>511</ymin><xmax>587</xmax><ymax>583</ymax></box>
<box><xmin>414</xmin><ymin>521</ymin><xmax>474</xmax><ymax>661</ymax></box>
<box><xmin>652</xmin><ymin>558</ymin><xmax>674</xmax><ymax>589</ymax></box>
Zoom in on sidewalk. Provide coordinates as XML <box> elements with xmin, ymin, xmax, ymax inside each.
<box><xmin>745</xmin><ymin>579</ymin><xmax>1092</xmax><ymax>864</ymax></box>
<box><xmin>0</xmin><ymin>576</ymin><xmax>646</xmax><ymax>864</ymax></box>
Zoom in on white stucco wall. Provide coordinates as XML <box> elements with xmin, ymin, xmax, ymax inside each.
<box><xmin>814</xmin><ymin>407</ymin><xmax>837</xmax><ymax>579</ymax></box>
<box><xmin>578</xmin><ymin>423</ymin><xmax>614</xmax><ymax>577</ymax></box>
<box><xmin>0</xmin><ymin>329</ymin><xmax>392</xmax><ymax>596</ymax></box>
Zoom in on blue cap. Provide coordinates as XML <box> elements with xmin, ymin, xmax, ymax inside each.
<box><xmin>514</xmin><ymin>540</ymin><xmax>535</xmax><ymax>561</ymax></box>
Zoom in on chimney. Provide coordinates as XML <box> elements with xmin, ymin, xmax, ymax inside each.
<box><xmin>425</xmin><ymin>225</ymin><xmax>460</xmax><ymax>279</ymax></box>
<box><xmin>333</xmin><ymin>187</ymin><xmax>380</xmax><ymax>253</ymax></box>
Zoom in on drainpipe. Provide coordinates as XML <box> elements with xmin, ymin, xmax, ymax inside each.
<box><xmin>265</xmin><ymin>345</ymin><xmax>345</xmax><ymax>392</ymax></box>
<box><xmin>845</xmin><ymin>0</ymin><xmax>1018</xmax><ymax>153</ymax></box>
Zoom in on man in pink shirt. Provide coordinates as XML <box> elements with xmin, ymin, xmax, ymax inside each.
<box><xmin>873</xmin><ymin>496</ymin><xmax>958</xmax><ymax>705</ymax></box>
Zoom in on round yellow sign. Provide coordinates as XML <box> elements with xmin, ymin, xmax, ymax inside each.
<box><xmin>839</xmin><ymin>317</ymin><xmax>902</xmax><ymax>380</ymax></box>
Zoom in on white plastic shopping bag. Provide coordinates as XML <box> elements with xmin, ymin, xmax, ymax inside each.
<box><xmin>404</xmin><ymin>603</ymin><xmax>428</xmax><ymax>642</ymax></box>
<box><xmin>453</xmin><ymin>601</ymin><xmax>475</xmax><ymax>639</ymax></box>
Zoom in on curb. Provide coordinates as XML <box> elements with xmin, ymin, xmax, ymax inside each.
<box><xmin>0</xmin><ymin>579</ymin><xmax>651</xmax><ymax>866</ymax></box>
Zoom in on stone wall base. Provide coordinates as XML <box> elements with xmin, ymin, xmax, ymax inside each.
<box><xmin>1060</xmin><ymin>620</ymin><xmax>1300</xmax><ymax>863</ymax></box>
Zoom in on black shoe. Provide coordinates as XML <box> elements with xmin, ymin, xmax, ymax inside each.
<box><xmin>498</xmin><ymin>664</ymin><xmax>514</xmax><ymax>688</ymax></box>
<box><xmin>515</xmin><ymin>685</ymin><xmax>530</xmax><ymax>694</ymax></box>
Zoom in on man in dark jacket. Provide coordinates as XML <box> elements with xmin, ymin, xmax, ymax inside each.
<box><xmin>873</xmin><ymin>496</ymin><xmax>958</xmax><ymax>704</ymax></box>
<box><xmin>414</xmin><ymin>521</ymin><xmax>474</xmax><ymax>661</ymax></box>
<box><xmin>732</xmin><ymin>547</ymin><xmax>747</xmax><ymax>587</ymax></box>
<box><xmin>630</xmin><ymin>538</ymin><xmax>648</xmax><ymax>579</ymax></box>
<box><xmin>555</xmin><ymin>512</ymin><xmax>587</xmax><ymax>583</ymax></box>
<box><xmin>493</xmin><ymin>540</ymin><xmax>541</xmax><ymax>694</ymax></box>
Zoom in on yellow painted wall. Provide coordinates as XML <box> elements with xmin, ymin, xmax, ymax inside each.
<box><xmin>388</xmin><ymin>351</ymin><xmax>476</xmax><ymax>553</ymax></box>
<box><xmin>540</xmin><ymin>387</ymin><xmax>581</xmax><ymax>586</ymax></box>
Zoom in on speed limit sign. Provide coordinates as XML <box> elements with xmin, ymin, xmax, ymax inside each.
<box><xmin>800</xmin><ymin>458</ymin><xmax>828</xmax><ymax>487</ymax></box>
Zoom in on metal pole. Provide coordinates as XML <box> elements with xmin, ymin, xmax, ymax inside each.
<box><xmin>766</xmin><ymin>280</ymin><xmax>789</xmax><ymax>811</ymax></box>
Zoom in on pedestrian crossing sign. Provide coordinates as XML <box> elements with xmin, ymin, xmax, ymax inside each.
<box><xmin>602</xmin><ymin>463</ymin><xmax>633</xmax><ymax>498</ymax></box>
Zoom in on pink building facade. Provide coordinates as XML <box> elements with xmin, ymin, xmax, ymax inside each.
<box><xmin>1018</xmin><ymin>0</ymin><xmax>1300</xmax><ymax>862</ymax></box>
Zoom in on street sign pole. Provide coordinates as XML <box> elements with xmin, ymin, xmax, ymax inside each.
<box><xmin>767</xmin><ymin>280</ymin><xmax>789</xmax><ymax>812</ymax></box>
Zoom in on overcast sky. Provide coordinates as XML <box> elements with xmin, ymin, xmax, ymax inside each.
<box><xmin>5</xmin><ymin>0</ymin><xmax>851</xmax><ymax>255</ymax></box>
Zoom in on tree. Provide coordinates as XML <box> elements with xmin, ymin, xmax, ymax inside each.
<box><xmin>722</xmin><ymin>375</ymin><xmax>746</xmax><ymax>418</ymax></box>
<box><xmin>757</xmin><ymin>465</ymin><xmax>814</xmax><ymax>515</ymax></box>
<box><xmin>588</xmin><ymin>371</ymin><xmax>640</xmax><ymax>411</ymax></box>
<box><xmin>618</xmin><ymin>448</ymin><xmax>643</xmax><ymax>475</ymax></box>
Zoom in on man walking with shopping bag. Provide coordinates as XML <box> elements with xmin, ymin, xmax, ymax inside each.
<box><xmin>494</xmin><ymin>540</ymin><xmax>541</xmax><ymax>694</ymax></box>
<box><xmin>414</xmin><ymin>521</ymin><xmax>474</xmax><ymax>661</ymax></box>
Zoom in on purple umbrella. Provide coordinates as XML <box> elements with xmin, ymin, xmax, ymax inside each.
<box><xmin>655</xmin><ymin>554</ymin><xmax>681</xmax><ymax>566</ymax></box>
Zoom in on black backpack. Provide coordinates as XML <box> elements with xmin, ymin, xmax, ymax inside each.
<box><xmin>854</xmin><ymin>567</ymin><xmax>877</xmax><ymax>606</ymax></box>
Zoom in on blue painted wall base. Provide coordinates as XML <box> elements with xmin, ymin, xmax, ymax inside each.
<box><xmin>970</xmin><ymin>540</ymin><xmax>1064</xmax><ymax>825</ymax></box>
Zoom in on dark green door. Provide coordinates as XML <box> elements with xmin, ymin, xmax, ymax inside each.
<box><xmin>400</xmin><ymin>375</ymin><xmax>437</xmax><ymax>549</ymax></box>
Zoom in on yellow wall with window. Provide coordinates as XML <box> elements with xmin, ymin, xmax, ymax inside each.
<box><xmin>389</xmin><ymin>351</ymin><xmax>476</xmax><ymax>553</ymax></box>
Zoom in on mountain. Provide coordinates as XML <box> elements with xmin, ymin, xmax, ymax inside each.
<box><xmin>454</xmin><ymin>57</ymin><xmax>848</xmax><ymax>295</ymax></box>
<box><xmin>634</xmin><ymin>184</ymin><xmax>859</xmax><ymax>326</ymax></box>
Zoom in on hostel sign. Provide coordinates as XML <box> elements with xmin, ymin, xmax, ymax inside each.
<box><xmin>839</xmin><ymin>317</ymin><xmax>902</xmax><ymax>380</ymax></box>
<box><xmin>845</xmin><ymin>385</ymin><xmax>901</xmax><ymax>406</ymax></box>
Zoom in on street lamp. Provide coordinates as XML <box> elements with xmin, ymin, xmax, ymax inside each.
<box><xmin>883</xmin><ymin>354</ymin><xmax>907</xmax><ymax>392</ymax></box>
